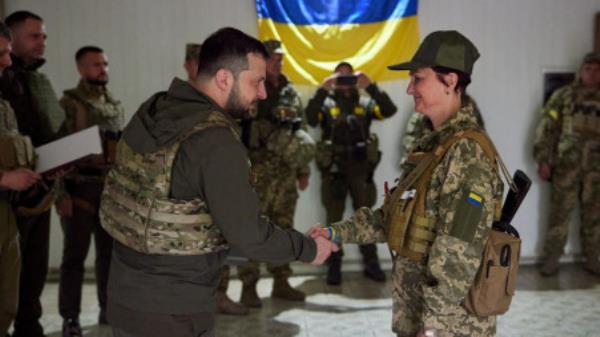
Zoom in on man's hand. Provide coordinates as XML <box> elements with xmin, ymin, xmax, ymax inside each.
<box><xmin>309</xmin><ymin>236</ymin><xmax>339</xmax><ymax>265</ymax></box>
<box><xmin>56</xmin><ymin>196</ymin><xmax>73</xmax><ymax>218</ymax></box>
<box><xmin>355</xmin><ymin>71</ymin><xmax>372</xmax><ymax>89</ymax></box>
<box><xmin>321</xmin><ymin>74</ymin><xmax>337</xmax><ymax>91</ymax></box>
<box><xmin>0</xmin><ymin>168</ymin><xmax>41</xmax><ymax>191</ymax></box>
<box><xmin>307</xmin><ymin>223</ymin><xmax>331</xmax><ymax>239</ymax></box>
<box><xmin>537</xmin><ymin>163</ymin><xmax>552</xmax><ymax>181</ymax></box>
<box><xmin>297</xmin><ymin>174</ymin><xmax>309</xmax><ymax>191</ymax></box>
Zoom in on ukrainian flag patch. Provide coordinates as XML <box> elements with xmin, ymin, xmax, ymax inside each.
<box><xmin>467</xmin><ymin>192</ymin><xmax>482</xmax><ymax>206</ymax></box>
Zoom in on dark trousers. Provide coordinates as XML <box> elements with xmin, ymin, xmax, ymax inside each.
<box><xmin>321</xmin><ymin>163</ymin><xmax>380</xmax><ymax>266</ymax></box>
<box><xmin>59</xmin><ymin>181</ymin><xmax>112</xmax><ymax>320</ymax></box>
<box><xmin>13</xmin><ymin>209</ymin><xmax>50</xmax><ymax>337</ymax></box>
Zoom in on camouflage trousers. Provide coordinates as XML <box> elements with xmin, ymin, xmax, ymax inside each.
<box><xmin>391</xmin><ymin>258</ymin><xmax>495</xmax><ymax>337</ymax></box>
<box><xmin>0</xmin><ymin>200</ymin><xmax>20</xmax><ymax>335</ymax></box>
<box><xmin>237</xmin><ymin>175</ymin><xmax>299</xmax><ymax>285</ymax></box>
<box><xmin>543</xmin><ymin>163</ymin><xmax>600</xmax><ymax>259</ymax></box>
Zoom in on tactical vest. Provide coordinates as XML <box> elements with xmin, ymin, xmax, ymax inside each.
<box><xmin>383</xmin><ymin>129</ymin><xmax>503</xmax><ymax>264</ymax></box>
<box><xmin>27</xmin><ymin>70</ymin><xmax>65</xmax><ymax>136</ymax></box>
<box><xmin>0</xmin><ymin>99</ymin><xmax>35</xmax><ymax>171</ymax></box>
<box><xmin>63</xmin><ymin>85</ymin><xmax>124</xmax><ymax>133</ymax></box>
<box><xmin>99</xmin><ymin>112</ymin><xmax>237</xmax><ymax>255</ymax></box>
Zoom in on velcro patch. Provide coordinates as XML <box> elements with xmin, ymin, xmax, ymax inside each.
<box><xmin>548</xmin><ymin>109</ymin><xmax>559</xmax><ymax>120</ymax></box>
<box><xmin>450</xmin><ymin>189</ymin><xmax>484</xmax><ymax>243</ymax></box>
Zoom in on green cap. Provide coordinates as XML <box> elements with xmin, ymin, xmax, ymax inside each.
<box><xmin>582</xmin><ymin>52</ymin><xmax>600</xmax><ymax>65</ymax></box>
<box><xmin>388</xmin><ymin>30</ymin><xmax>480</xmax><ymax>75</ymax></box>
<box><xmin>185</xmin><ymin>43</ymin><xmax>202</xmax><ymax>61</ymax></box>
<box><xmin>263</xmin><ymin>39</ymin><xmax>284</xmax><ymax>56</ymax></box>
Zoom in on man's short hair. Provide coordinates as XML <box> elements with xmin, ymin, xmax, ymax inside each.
<box><xmin>0</xmin><ymin>21</ymin><xmax>12</xmax><ymax>41</ymax></box>
<box><xmin>335</xmin><ymin>61</ymin><xmax>353</xmax><ymax>72</ymax></box>
<box><xmin>75</xmin><ymin>46</ymin><xmax>104</xmax><ymax>63</ymax></box>
<box><xmin>197</xmin><ymin>27</ymin><xmax>268</xmax><ymax>79</ymax></box>
<box><xmin>5</xmin><ymin>10</ymin><xmax>43</xmax><ymax>29</ymax></box>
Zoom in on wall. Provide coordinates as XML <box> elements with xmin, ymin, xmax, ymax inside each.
<box><xmin>5</xmin><ymin>0</ymin><xmax>600</xmax><ymax>269</ymax></box>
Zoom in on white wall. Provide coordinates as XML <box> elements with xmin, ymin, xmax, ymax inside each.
<box><xmin>5</xmin><ymin>0</ymin><xmax>599</xmax><ymax>269</ymax></box>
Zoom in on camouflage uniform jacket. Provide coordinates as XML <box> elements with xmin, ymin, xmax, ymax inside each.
<box><xmin>246</xmin><ymin>75</ymin><xmax>315</xmax><ymax>206</ymax></box>
<box><xmin>533</xmin><ymin>82</ymin><xmax>600</xmax><ymax>168</ymax></box>
<box><xmin>331</xmin><ymin>103</ymin><xmax>504</xmax><ymax>336</ymax></box>
<box><xmin>60</xmin><ymin>81</ymin><xmax>124</xmax><ymax>184</ymax></box>
<box><xmin>0</xmin><ymin>55</ymin><xmax>64</xmax><ymax>146</ymax></box>
<box><xmin>60</xmin><ymin>80</ymin><xmax>124</xmax><ymax>134</ymax></box>
<box><xmin>0</xmin><ymin>97</ymin><xmax>35</xmax><ymax>176</ymax></box>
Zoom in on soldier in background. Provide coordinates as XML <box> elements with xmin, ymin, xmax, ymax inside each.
<box><xmin>57</xmin><ymin>46</ymin><xmax>124</xmax><ymax>336</ymax></box>
<box><xmin>305</xmin><ymin>61</ymin><xmax>397</xmax><ymax>285</ymax></box>
<box><xmin>0</xmin><ymin>11</ymin><xmax>65</xmax><ymax>337</ymax></box>
<box><xmin>399</xmin><ymin>94</ymin><xmax>484</xmax><ymax>165</ymax></box>
<box><xmin>534</xmin><ymin>52</ymin><xmax>600</xmax><ymax>276</ymax></box>
<box><xmin>238</xmin><ymin>39</ymin><xmax>315</xmax><ymax>306</ymax></box>
<box><xmin>0</xmin><ymin>20</ymin><xmax>41</xmax><ymax>336</ymax></box>
<box><xmin>184</xmin><ymin>42</ymin><xmax>249</xmax><ymax>316</ymax></box>
<box><xmin>184</xmin><ymin>43</ymin><xmax>201</xmax><ymax>83</ymax></box>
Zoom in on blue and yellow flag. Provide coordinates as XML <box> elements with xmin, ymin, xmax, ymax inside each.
<box><xmin>256</xmin><ymin>0</ymin><xmax>420</xmax><ymax>85</ymax></box>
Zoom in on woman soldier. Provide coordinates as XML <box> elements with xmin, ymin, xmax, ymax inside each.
<box><xmin>310</xmin><ymin>31</ymin><xmax>505</xmax><ymax>337</ymax></box>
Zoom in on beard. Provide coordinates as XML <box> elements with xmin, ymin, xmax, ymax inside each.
<box><xmin>87</xmin><ymin>78</ymin><xmax>108</xmax><ymax>86</ymax></box>
<box><xmin>225</xmin><ymin>82</ymin><xmax>251</xmax><ymax>119</ymax></box>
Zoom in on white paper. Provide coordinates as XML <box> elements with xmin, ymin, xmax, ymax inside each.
<box><xmin>35</xmin><ymin>126</ymin><xmax>103</xmax><ymax>173</ymax></box>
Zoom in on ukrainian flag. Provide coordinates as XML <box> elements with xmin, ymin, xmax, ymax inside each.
<box><xmin>256</xmin><ymin>0</ymin><xmax>420</xmax><ymax>85</ymax></box>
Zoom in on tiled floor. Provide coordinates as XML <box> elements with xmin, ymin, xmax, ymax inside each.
<box><xmin>25</xmin><ymin>263</ymin><xmax>600</xmax><ymax>337</ymax></box>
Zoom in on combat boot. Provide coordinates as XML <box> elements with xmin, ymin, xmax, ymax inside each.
<box><xmin>62</xmin><ymin>318</ymin><xmax>82</xmax><ymax>337</ymax></box>
<box><xmin>326</xmin><ymin>251</ymin><xmax>343</xmax><ymax>285</ymax></box>
<box><xmin>583</xmin><ymin>258</ymin><xmax>600</xmax><ymax>276</ymax></box>
<box><xmin>364</xmin><ymin>261</ymin><xmax>386</xmax><ymax>282</ymax></box>
<box><xmin>217</xmin><ymin>291</ymin><xmax>249</xmax><ymax>315</ymax></box>
<box><xmin>240</xmin><ymin>281</ymin><xmax>262</xmax><ymax>308</ymax></box>
<box><xmin>272</xmin><ymin>276</ymin><xmax>306</xmax><ymax>301</ymax></box>
<box><xmin>539</xmin><ymin>255</ymin><xmax>560</xmax><ymax>277</ymax></box>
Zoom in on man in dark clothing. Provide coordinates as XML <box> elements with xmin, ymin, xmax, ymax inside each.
<box><xmin>0</xmin><ymin>11</ymin><xmax>64</xmax><ymax>337</ymax></box>
<box><xmin>305</xmin><ymin>62</ymin><xmax>397</xmax><ymax>285</ymax></box>
<box><xmin>100</xmin><ymin>28</ymin><xmax>337</xmax><ymax>337</ymax></box>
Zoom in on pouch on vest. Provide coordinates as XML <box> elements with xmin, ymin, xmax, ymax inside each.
<box><xmin>315</xmin><ymin>140</ymin><xmax>333</xmax><ymax>170</ymax></box>
<box><xmin>464</xmin><ymin>169</ymin><xmax>530</xmax><ymax>317</ymax></box>
<box><xmin>0</xmin><ymin>134</ymin><xmax>35</xmax><ymax>169</ymax></box>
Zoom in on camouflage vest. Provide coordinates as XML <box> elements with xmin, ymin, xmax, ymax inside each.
<box><xmin>561</xmin><ymin>87</ymin><xmax>600</xmax><ymax>142</ymax></box>
<box><xmin>99</xmin><ymin>111</ymin><xmax>238</xmax><ymax>255</ymax></box>
<box><xmin>26</xmin><ymin>70</ymin><xmax>65</xmax><ymax>136</ymax></box>
<box><xmin>0</xmin><ymin>99</ymin><xmax>35</xmax><ymax>170</ymax></box>
<box><xmin>383</xmin><ymin>129</ymin><xmax>502</xmax><ymax>264</ymax></box>
<box><xmin>62</xmin><ymin>82</ymin><xmax>124</xmax><ymax>133</ymax></box>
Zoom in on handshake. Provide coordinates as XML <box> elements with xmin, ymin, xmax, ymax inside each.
<box><xmin>307</xmin><ymin>224</ymin><xmax>340</xmax><ymax>265</ymax></box>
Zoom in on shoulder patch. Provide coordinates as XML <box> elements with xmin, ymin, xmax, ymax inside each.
<box><xmin>548</xmin><ymin>109</ymin><xmax>558</xmax><ymax>120</ymax></box>
<box><xmin>450</xmin><ymin>188</ymin><xmax>484</xmax><ymax>243</ymax></box>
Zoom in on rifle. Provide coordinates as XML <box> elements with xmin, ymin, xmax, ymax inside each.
<box><xmin>493</xmin><ymin>169</ymin><xmax>532</xmax><ymax>239</ymax></box>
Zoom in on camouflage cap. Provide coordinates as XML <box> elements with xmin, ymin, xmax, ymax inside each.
<box><xmin>388</xmin><ymin>30</ymin><xmax>480</xmax><ymax>75</ymax></box>
<box><xmin>263</xmin><ymin>39</ymin><xmax>284</xmax><ymax>56</ymax></box>
<box><xmin>185</xmin><ymin>43</ymin><xmax>202</xmax><ymax>61</ymax></box>
<box><xmin>582</xmin><ymin>52</ymin><xmax>600</xmax><ymax>65</ymax></box>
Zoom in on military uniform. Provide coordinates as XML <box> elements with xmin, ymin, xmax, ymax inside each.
<box><xmin>305</xmin><ymin>81</ymin><xmax>397</xmax><ymax>281</ymax></box>
<box><xmin>101</xmin><ymin>78</ymin><xmax>317</xmax><ymax>336</ymax></box>
<box><xmin>237</xmin><ymin>73</ymin><xmax>315</xmax><ymax>297</ymax></box>
<box><xmin>533</xmin><ymin>81</ymin><xmax>600</xmax><ymax>268</ymax></box>
<box><xmin>328</xmin><ymin>103</ymin><xmax>503</xmax><ymax>337</ymax></box>
<box><xmin>0</xmin><ymin>97</ymin><xmax>34</xmax><ymax>335</ymax></box>
<box><xmin>400</xmin><ymin>95</ymin><xmax>485</xmax><ymax>165</ymax></box>
<box><xmin>0</xmin><ymin>55</ymin><xmax>64</xmax><ymax>337</ymax></box>
<box><xmin>58</xmin><ymin>80</ymin><xmax>124</xmax><ymax>323</ymax></box>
